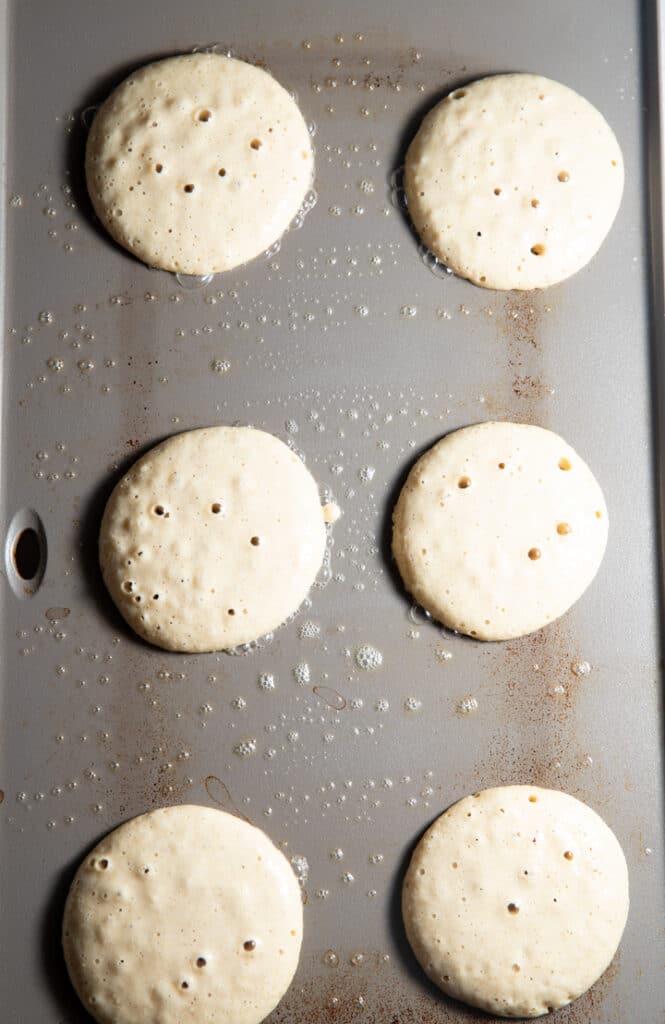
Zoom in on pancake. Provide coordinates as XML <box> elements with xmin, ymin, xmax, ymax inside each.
<box><xmin>63</xmin><ymin>805</ymin><xmax>303</xmax><ymax>1024</ymax></box>
<box><xmin>404</xmin><ymin>74</ymin><xmax>623</xmax><ymax>289</ymax></box>
<box><xmin>402</xmin><ymin>786</ymin><xmax>629</xmax><ymax>1017</ymax></box>
<box><xmin>100</xmin><ymin>426</ymin><xmax>327</xmax><ymax>651</ymax></box>
<box><xmin>86</xmin><ymin>53</ymin><xmax>313</xmax><ymax>273</ymax></box>
<box><xmin>392</xmin><ymin>421</ymin><xmax>608</xmax><ymax>640</ymax></box>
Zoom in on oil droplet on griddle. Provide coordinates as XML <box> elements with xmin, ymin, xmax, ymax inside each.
<box><xmin>232</xmin><ymin>738</ymin><xmax>257</xmax><ymax>758</ymax></box>
<box><xmin>355</xmin><ymin>644</ymin><xmax>383</xmax><ymax>670</ymax></box>
<box><xmin>456</xmin><ymin>696</ymin><xmax>479</xmax><ymax>715</ymax></box>
<box><xmin>176</xmin><ymin>272</ymin><xmax>214</xmax><ymax>289</ymax></box>
<box><xmin>293</xmin><ymin>662</ymin><xmax>311</xmax><ymax>686</ymax></box>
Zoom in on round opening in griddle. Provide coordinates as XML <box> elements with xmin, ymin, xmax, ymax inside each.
<box><xmin>13</xmin><ymin>528</ymin><xmax>41</xmax><ymax>580</ymax></box>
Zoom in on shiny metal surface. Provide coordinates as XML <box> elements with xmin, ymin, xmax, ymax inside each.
<box><xmin>0</xmin><ymin>1</ymin><xmax>663</xmax><ymax>1021</ymax></box>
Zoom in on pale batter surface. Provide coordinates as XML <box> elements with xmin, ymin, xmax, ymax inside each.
<box><xmin>100</xmin><ymin>426</ymin><xmax>327</xmax><ymax>652</ymax></box>
<box><xmin>402</xmin><ymin>786</ymin><xmax>629</xmax><ymax>1018</ymax></box>
<box><xmin>405</xmin><ymin>73</ymin><xmax>624</xmax><ymax>290</ymax></box>
<box><xmin>63</xmin><ymin>805</ymin><xmax>303</xmax><ymax>1024</ymax></box>
<box><xmin>392</xmin><ymin>421</ymin><xmax>608</xmax><ymax>640</ymax></box>
<box><xmin>86</xmin><ymin>53</ymin><xmax>313</xmax><ymax>273</ymax></box>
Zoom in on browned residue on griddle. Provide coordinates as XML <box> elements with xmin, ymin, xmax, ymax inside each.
<box><xmin>512</xmin><ymin>375</ymin><xmax>550</xmax><ymax>400</ymax></box>
<box><xmin>501</xmin><ymin>622</ymin><xmax>582</xmax><ymax>719</ymax></box>
<box><xmin>45</xmin><ymin>607</ymin><xmax>71</xmax><ymax>622</ymax></box>
<box><xmin>475</xmin><ymin>291</ymin><xmax>555</xmax><ymax>420</ymax></box>
<box><xmin>499</xmin><ymin>292</ymin><xmax>554</xmax><ymax>419</ymax></box>
<box><xmin>503</xmin><ymin>293</ymin><xmax>540</xmax><ymax>349</ymax></box>
<box><xmin>269</xmin><ymin>959</ymin><xmax>459</xmax><ymax>1024</ymax></box>
<box><xmin>269</xmin><ymin>947</ymin><xmax>620</xmax><ymax>1024</ymax></box>
<box><xmin>472</xmin><ymin>620</ymin><xmax>580</xmax><ymax>787</ymax></box>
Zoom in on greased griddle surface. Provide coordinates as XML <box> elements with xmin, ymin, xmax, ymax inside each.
<box><xmin>0</xmin><ymin>2</ymin><xmax>663</xmax><ymax>1023</ymax></box>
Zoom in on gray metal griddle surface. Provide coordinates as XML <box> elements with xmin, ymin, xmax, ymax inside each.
<box><xmin>0</xmin><ymin>1</ymin><xmax>663</xmax><ymax>1022</ymax></box>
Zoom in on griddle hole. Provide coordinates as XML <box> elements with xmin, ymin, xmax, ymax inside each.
<box><xmin>99</xmin><ymin>858</ymin><xmax>109</xmax><ymax>870</ymax></box>
<box><xmin>196</xmin><ymin>957</ymin><xmax>207</xmax><ymax>968</ymax></box>
<box><xmin>250</xmin><ymin>138</ymin><xmax>263</xmax><ymax>150</ymax></box>
<box><xmin>528</xmin><ymin>548</ymin><xmax>541</xmax><ymax>561</ymax></box>
<box><xmin>531</xmin><ymin>198</ymin><xmax>539</xmax><ymax>208</ymax></box>
<box><xmin>134</xmin><ymin>595</ymin><xmax>142</xmax><ymax>603</ymax></box>
<box><xmin>528</xmin><ymin>794</ymin><xmax>538</xmax><ymax>802</ymax></box>
<box><xmin>153</xmin><ymin>505</ymin><xmax>165</xmax><ymax>516</ymax></box>
<box><xmin>123</xmin><ymin>581</ymin><xmax>135</xmax><ymax>593</ymax></box>
<box><xmin>507</xmin><ymin>903</ymin><xmax>520</xmax><ymax>914</ymax></box>
<box><xmin>181</xmin><ymin>981</ymin><xmax>189</xmax><ymax>990</ymax></box>
<box><xmin>243</xmin><ymin>940</ymin><xmax>257</xmax><ymax>951</ymax></box>
<box><xmin>153</xmin><ymin>594</ymin><xmax>160</xmax><ymax>600</ymax></box>
<box><xmin>513</xmin><ymin>963</ymin><xmax>521</xmax><ymax>973</ymax></box>
<box><xmin>557</xmin><ymin>522</ymin><xmax>572</xmax><ymax>535</ymax></box>
<box><xmin>218</xmin><ymin>168</ymin><xmax>227</xmax><ymax>177</ymax></box>
<box><xmin>498</xmin><ymin>462</ymin><xmax>506</xmax><ymax>469</ymax></box>
<box><xmin>198</xmin><ymin>109</ymin><xmax>212</xmax><ymax>122</ymax></box>
<box><xmin>452</xmin><ymin>90</ymin><xmax>466</xmax><ymax>99</ymax></box>
<box><xmin>228</xmin><ymin>608</ymin><xmax>236</xmax><ymax>616</ymax></box>
<box><xmin>530</xmin><ymin>243</ymin><xmax>545</xmax><ymax>256</ymax></box>
<box><xmin>563</xmin><ymin>850</ymin><xmax>574</xmax><ymax>861</ymax></box>
<box><xmin>458</xmin><ymin>476</ymin><xmax>471</xmax><ymax>489</ymax></box>
<box><xmin>558</xmin><ymin>457</ymin><xmax>572</xmax><ymax>471</ymax></box>
<box><xmin>155</xmin><ymin>163</ymin><xmax>164</xmax><ymax>174</ymax></box>
<box><xmin>494</xmin><ymin>188</ymin><xmax>502</xmax><ymax>195</ymax></box>
<box><xmin>183</xmin><ymin>184</ymin><xmax>195</xmax><ymax>193</ymax></box>
<box><xmin>557</xmin><ymin>171</ymin><xmax>570</xmax><ymax>183</ymax></box>
<box><xmin>14</xmin><ymin>528</ymin><xmax>41</xmax><ymax>581</ymax></box>
<box><xmin>250</xmin><ymin>536</ymin><xmax>261</xmax><ymax>546</ymax></box>
<box><xmin>211</xmin><ymin>503</ymin><xmax>222</xmax><ymax>514</ymax></box>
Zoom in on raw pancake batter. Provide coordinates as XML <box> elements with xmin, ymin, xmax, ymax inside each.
<box><xmin>100</xmin><ymin>426</ymin><xmax>327</xmax><ymax>651</ymax></box>
<box><xmin>402</xmin><ymin>786</ymin><xmax>629</xmax><ymax>1017</ymax></box>
<box><xmin>63</xmin><ymin>805</ymin><xmax>303</xmax><ymax>1024</ymax></box>
<box><xmin>392</xmin><ymin>421</ymin><xmax>608</xmax><ymax>640</ymax></box>
<box><xmin>405</xmin><ymin>74</ymin><xmax>623</xmax><ymax>289</ymax></box>
<box><xmin>86</xmin><ymin>53</ymin><xmax>313</xmax><ymax>273</ymax></box>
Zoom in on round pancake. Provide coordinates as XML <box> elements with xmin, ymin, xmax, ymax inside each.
<box><xmin>402</xmin><ymin>786</ymin><xmax>629</xmax><ymax>1018</ymax></box>
<box><xmin>404</xmin><ymin>73</ymin><xmax>624</xmax><ymax>289</ymax></box>
<box><xmin>63</xmin><ymin>805</ymin><xmax>303</xmax><ymax>1024</ymax></box>
<box><xmin>392</xmin><ymin>421</ymin><xmax>608</xmax><ymax>640</ymax></box>
<box><xmin>86</xmin><ymin>53</ymin><xmax>313</xmax><ymax>273</ymax></box>
<box><xmin>100</xmin><ymin>426</ymin><xmax>327</xmax><ymax>652</ymax></box>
